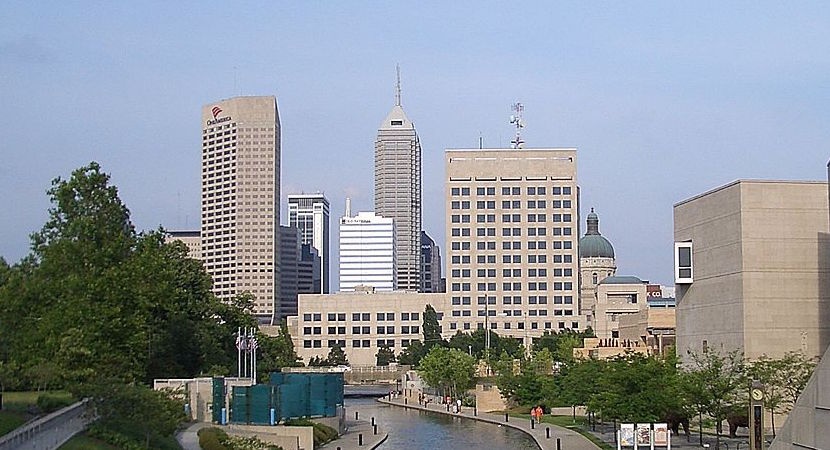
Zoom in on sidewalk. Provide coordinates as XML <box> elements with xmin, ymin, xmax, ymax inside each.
<box><xmin>378</xmin><ymin>396</ymin><xmax>600</xmax><ymax>450</ymax></box>
<box><xmin>176</xmin><ymin>422</ymin><xmax>211</xmax><ymax>450</ymax></box>
<box><xmin>321</xmin><ymin>406</ymin><xmax>387</xmax><ymax>450</ymax></box>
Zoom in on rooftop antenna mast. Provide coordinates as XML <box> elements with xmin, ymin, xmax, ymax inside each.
<box><xmin>395</xmin><ymin>64</ymin><xmax>402</xmax><ymax>106</ymax></box>
<box><xmin>509</xmin><ymin>102</ymin><xmax>525</xmax><ymax>149</ymax></box>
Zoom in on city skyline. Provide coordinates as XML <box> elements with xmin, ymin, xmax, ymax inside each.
<box><xmin>3</xmin><ymin>3</ymin><xmax>830</xmax><ymax>287</ymax></box>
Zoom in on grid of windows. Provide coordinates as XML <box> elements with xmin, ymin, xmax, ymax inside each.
<box><xmin>446</xmin><ymin>149</ymin><xmax>580</xmax><ymax>341</ymax></box>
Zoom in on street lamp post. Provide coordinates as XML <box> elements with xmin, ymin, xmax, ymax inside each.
<box><xmin>484</xmin><ymin>299</ymin><xmax>490</xmax><ymax>375</ymax></box>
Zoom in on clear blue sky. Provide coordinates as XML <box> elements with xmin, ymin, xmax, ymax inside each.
<box><xmin>2</xmin><ymin>2</ymin><xmax>829</xmax><ymax>286</ymax></box>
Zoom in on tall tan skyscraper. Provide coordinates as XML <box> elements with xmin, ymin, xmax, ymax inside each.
<box><xmin>445</xmin><ymin>148</ymin><xmax>580</xmax><ymax>347</ymax></box>
<box><xmin>201</xmin><ymin>96</ymin><xmax>280</xmax><ymax>322</ymax></box>
<box><xmin>374</xmin><ymin>71</ymin><xmax>421</xmax><ymax>291</ymax></box>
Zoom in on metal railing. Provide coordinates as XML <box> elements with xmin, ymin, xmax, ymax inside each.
<box><xmin>0</xmin><ymin>399</ymin><xmax>91</xmax><ymax>450</ymax></box>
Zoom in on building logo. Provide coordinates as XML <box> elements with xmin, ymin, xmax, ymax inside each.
<box><xmin>206</xmin><ymin>105</ymin><xmax>231</xmax><ymax>126</ymax></box>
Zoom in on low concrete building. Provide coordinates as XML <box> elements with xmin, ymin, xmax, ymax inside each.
<box><xmin>591</xmin><ymin>276</ymin><xmax>649</xmax><ymax>340</ymax></box>
<box><xmin>617</xmin><ymin>301</ymin><xmax>676</xmax><ymax>356</ymax></box>
<box><xmin>289</xmin><ymin>289</ymin><xmax>451</xmax><ymax>366</ymax></box>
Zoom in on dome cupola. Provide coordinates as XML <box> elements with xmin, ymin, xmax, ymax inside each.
<box><xmin>579</xmin><ymin>208</ymin><xmax>615</xmax><ymax>258</ymax></box>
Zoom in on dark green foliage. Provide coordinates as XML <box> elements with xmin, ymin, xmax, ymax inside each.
<box><xmin>74</xmin><ymin>381</ymin><xmax>186</xmax><ymax>449</ymax></box>
<box><xmin>422</xmin><ymin>304</ymin><xmax>445</xmax><ymax>350</ymax></box>
<box><xmin>532</xmin><ymin>329</ymin><xmax>594</xmax><ymax>363</ymax></box>
<box><xmin>588</xmin><ymin>352</ymin><xmax>683</xmax><ymax>423</ymax></box>
<box><xmin>198</xmin><ymin>427</ymin><xmax>229</xmax><ymax>450</ymax></box>
<box><xmin>36</xmin><ymin>392</ymin><xmax>75</xmax><ymax>413</ymax></box>
<box><xmin>0</xmin><ymin>163</ymin><xmax>300</xmax><ymax>391</ymax></box>
<box><xmin>495</xmin><ymin>349</ymin><xmax>561</xmax><ymax>408</ymax></box>
<box><xmin>326</xmin><ymin>344</ymin><xmax>348</xmax><ymax>366</ymax></box>
<box><xmin>418</xmin><ymin>346</ymin><xmax>476</xmax><ymax>399</ymax></box>
<box><xmin>397</xmin><ymin>340</ymin><xmax>425</xmax><ymax>367</ymax></box>
<box><xmin>376</xmin><ymin>345</ymin><xmax>396</xmax><ymax>366</ymax></box>
<box><xmin>447</xmin><ymin>329</ymin><xmax>523</xmax><ymax>360</ymax></box>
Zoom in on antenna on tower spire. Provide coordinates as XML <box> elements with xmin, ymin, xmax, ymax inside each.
<box><xmin>395</xmin><ymin>64</ymin><xmax>402</xmax><ymax>106</ymax></box>
<box><xmin>509</xmin><ymin>102</ymin><xmax>525</xmax><ymax>149</ymax></box>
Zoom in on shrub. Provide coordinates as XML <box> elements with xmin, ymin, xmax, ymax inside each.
<box><xmin>36</xmin><ymin>392</ymin><xmax>75</xmax><ymax>413</ymax></box>
<box><xmin>198</xmin><ymin>427</ymin><xmax>229</xmax><ymax>450</ymax></box>
<box><xmin>284</xmin><ymin>418</ymin><xmax>338</xmax><ymax>448</ymax></box>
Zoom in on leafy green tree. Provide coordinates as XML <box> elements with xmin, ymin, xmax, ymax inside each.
<box><xmin>0</xmin><ymin>162</ymin><xmax>267</xmax><ymax>388</ymax></box>
<box><xmin>533</xmin><ymin>329</ymin><xmax>592</xmax><ymax>364</ymax></box>
<box><xmin>559</xmin><ymin>357</ymin><xmax>606</xmax><ymax>419</ymax></box>
<box><xmin>376</xmin><ymin>346</ymin><xmax>396</xmax><ymax>366</ymax></box>
<box><xmin>447</xmin><ymin>329</ymin><xmax>523</xmax><ymax>360</ymax></box>
<box><xmin>76</xmin><ymin>381</ymin><xmax>186</xmax><ymax>449</ymax></box>
<box><xmin>308</xmin><ymin>356</ymin><xmax>327</xmax><ymax>367</ymax></box>
<box><xmin>681</xmin><ymin>349</ymin><xmax>746</xmax><ymax>450</ymax></box>
<box><xmin>779</xmin><ymin>351</ymin><xmax>816</xmax><ymax>412</ymax></box>
<box><xmin>422</xmin><ymin>304</ymin><xmax>445</xmax><ymax>350</ymax></box>
<box><xmin>496</xmin><ymin>348</ymin><xmax>559</xmax><ymax>408</ymax></box>
<box><xmin>326</xmin><ymin>344</ymin><xmax>349</xmax><ymax>366</ymax></box>
<box><xmin>418</xmin><ymin>347</ymin><xmax>476</xmax><ymax>399</ymax></box>
<box><xmin>748</xmin><ymin>351</ymin><xmax>816</xmax><ymax>437</ymax></box>
<box><xmin>256</xmin><ymin>322</ymin><xmax>302</xmax><ymax>381</ymax></box>
<box><xmin>589</xmin><ymin>352</ymin><xmax>682</xmax><ymax>423</ymax></box>
<box><xmin>398</xmin><ymin>340</ymin><xmax>426</xmax><ymax>367</ymax></box>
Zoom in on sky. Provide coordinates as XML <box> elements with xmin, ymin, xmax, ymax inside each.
<box><xmin>2</xmin><ymin>2</ymin><xmax>830</xmax><ymax>286</ymax></box>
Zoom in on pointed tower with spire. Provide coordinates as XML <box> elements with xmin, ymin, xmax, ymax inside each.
<box><xmin>374</xmin><ymin>65</ymin><xmax>422</xmax><ymax>292</ymax></box>
<box><xmin>578</xmin><ymin>208</ymin><xmax>617</xmax><ymax>327</ymax></box>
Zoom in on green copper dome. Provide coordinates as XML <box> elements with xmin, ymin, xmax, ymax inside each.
<box><xmin>579</xmin><ymin>208</ymin><xmax>615</xmax><ymax>258</ymax></box>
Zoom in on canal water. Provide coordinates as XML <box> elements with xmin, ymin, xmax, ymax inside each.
<box><xmin>345</xmin><ymin>398</ymin><xmax>538</xmax><ymax>450</ymax></box>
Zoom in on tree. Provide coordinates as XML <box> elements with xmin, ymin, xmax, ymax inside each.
<box><xmin>447</xmin><ymin>329</ymin><xmax>523</xmax><ymax>360</ymax></box>
<box><xmin>75</xmin><ymin>381</ymin><xmax>186</xmax><ymax>448</ymax></box>
<box><xmin>256</xmin><ymin>322</ymin><xmax>302</xmax><ymax>381</ymax></box>
<box><xmin>376</xmin><ymin>346</ymin><xmax>396</xmax><ymax>366</ymax></box>
<box><xmin>418</xmin><ymin>347</ymin><xmax>476</xmax><ymax>399</ymax></box>
<box><xmin>748</xmin><ymin>351</ymin><xmax>817</xmax><ymax>437</ymax></box>
<box><xmin>0</xmin><ymin>162</ymin><xmax>265</xmax><ymax>388</ymax></box>
<box><xmin>422</xmin><ymin>304</ymin><xmax>445</xmax><ymax>350</ymax></box>
<box><xmin>681</xmin><ymin>349</ymin><xmax>746</xmax><ymax>450</ymax></box>
<box><xmin>589</xmin><ymin>352</ymin><xmax>681</xmax><ymax>423</ymax></box>
<box><xmin>559</xmin><ymin>357</ymin><xmax>606</xmax><ymax>420</ymax></box>
<box><xmin>496</xmin><ymin>348</ymin><xmax>559</xmax><ymax>408</ymax></box>
<box><xmin>326</xmin><ymin>344</ymin><xmax>349</xmax><ymax>366</ymax></box>
<box><xmin>533</xmin><ymin>329</ymin><xmax>592</xmax><ymax>364</ymax></box>
<box><xmin>398</xmin><ymin>340</ymin><xmax>426</xmax><ymax>367</ymax></box>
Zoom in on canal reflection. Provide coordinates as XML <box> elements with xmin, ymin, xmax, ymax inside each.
<box><xmin>346</xmin><ymin>398</ymin><xmax>538</xmax><ymax>450</ymax></box>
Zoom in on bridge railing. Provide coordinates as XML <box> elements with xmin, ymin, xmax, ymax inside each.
<box><xmin>0</xmin><ymin>399</ymin><xmax>91</xmax><ymax>450</ymax></box>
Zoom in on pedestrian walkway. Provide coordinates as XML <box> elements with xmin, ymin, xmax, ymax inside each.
<box><xmin>378</xmin><ymin>396</ymin><xmax>600</xmax><ymax>450</ymax></box>
<box><xmin>321</xmin><ymin>406</ymin><xmax>387</xmax><ymax>450</ymax></box>
<box><xmin>176</xmin><ymin>422</ymin><xmax>211</xmax><ymax>450</ymax></box>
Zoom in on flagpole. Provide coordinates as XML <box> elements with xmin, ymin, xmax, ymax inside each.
<box><xmin>237</xmin><ymin>327</ymin><xmax>242</xmax><ymax>378</ymax></box>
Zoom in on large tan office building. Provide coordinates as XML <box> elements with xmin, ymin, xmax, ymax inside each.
<box><xmin>201</xmin><ymin>96</ymin><xmax>281</xmax><ymax>321</ymax></box>
<box><xmin>444</xmin><ymin>148</ymin><xmax>580</xmax><ymax>348</ymax></box>
<box><xmin>673</xmin><ymin>180</ymin><xmax>830</xmax><ymax>361</ymax></box>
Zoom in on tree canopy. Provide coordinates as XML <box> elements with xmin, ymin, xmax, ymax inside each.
<box><xmin>0</xmin><ymin>162</ymin><xmax>298</xmax><ymax>390</ymax></box>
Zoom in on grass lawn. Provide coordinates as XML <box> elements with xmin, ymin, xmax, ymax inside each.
<box><xmin>0</xmin><ymin>410</ymin><xmax>27</xmax><ymax>436</ymax></box>
<box><xmin>0</xmin><ymin>391</ymin><xmax>75</xmax><ymax>437</ymax></box>
<box><xmin>59</xmin><ymin>434</ymin><xmax>122</xmax><ymax>450</ymax></box>
<box><xmin>2</xmin><ymin>390</ymin><xmax>73</xmax><ymax>412</ymax></box>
